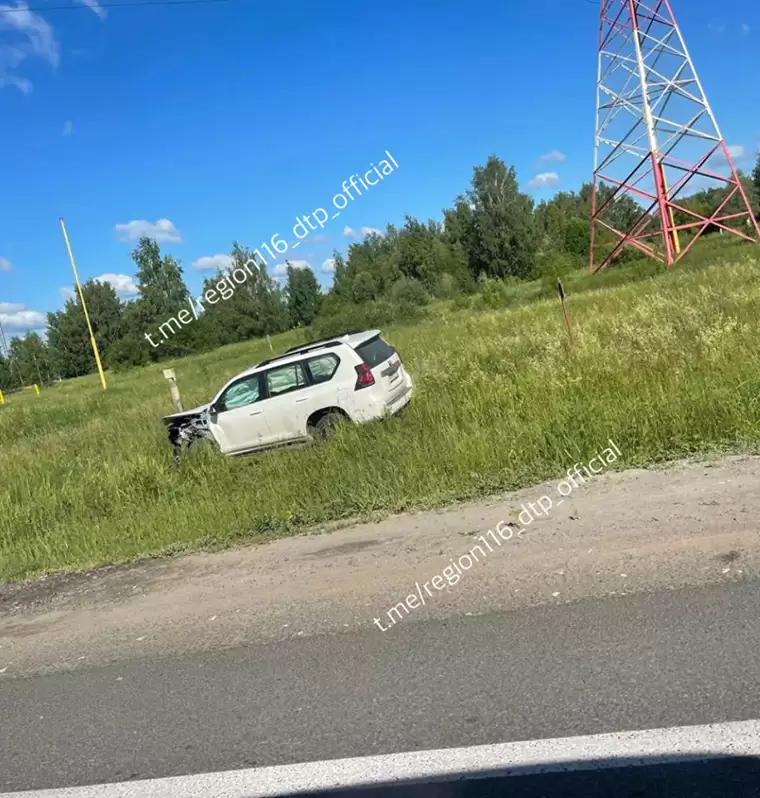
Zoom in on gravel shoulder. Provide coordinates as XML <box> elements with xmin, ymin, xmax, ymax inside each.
<box><xmin>1</xmin><ymin>454</ymin><xmax>759</xmax><ymax>677</ymax></box>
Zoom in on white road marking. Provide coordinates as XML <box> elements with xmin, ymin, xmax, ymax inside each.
<box><xmin>5</xmin><ymin>719</ymin><xmax>760</xmax><ymax>797</ymax></box>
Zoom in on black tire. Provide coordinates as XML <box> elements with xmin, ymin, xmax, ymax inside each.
<box><xmin>314</xmin><ymin>411</ymin><xmax>346</xmax><ymax>440</ymax></box>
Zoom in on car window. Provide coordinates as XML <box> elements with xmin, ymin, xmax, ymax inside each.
<box><xmin>218</xmin><ymin>376</ymin><xmax>261</xmax><ymax>411</ymax></box>
<box><xmin>266</xmin><ymin>362</ymin><xmax>308</xmax><ymax>398</ymax></box>
<box><xmin>355</xmin><ymin>336</ymin><xmax>394</xmax><ymax>368</ymax></box>
<box><xmin>307</xmin><ymin>353</ymin><xmax>339</xmax><ymax>384</ymax></box>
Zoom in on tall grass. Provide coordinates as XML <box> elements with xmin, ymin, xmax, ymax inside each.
<box><xmin>2</xmin><ymin>240</ymin><xmax>759</xmax><ymax>582</ymax></box>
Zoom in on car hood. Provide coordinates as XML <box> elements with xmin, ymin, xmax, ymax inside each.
<box><xmin>162</xmin><ymin>403</ymin><xmax>211</xmax><ymax>424</ymax></box>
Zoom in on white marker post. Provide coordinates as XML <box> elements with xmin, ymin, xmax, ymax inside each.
<box><xmin>163</xmin><ymin>368</ymin><xmax>183</xmax><ymax>413</ymax></box>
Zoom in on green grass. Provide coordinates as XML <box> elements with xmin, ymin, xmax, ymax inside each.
<box><xmin>2</xmin><ymin>238</ymin><xmax>760</xmax><ymax>582</ymax></box>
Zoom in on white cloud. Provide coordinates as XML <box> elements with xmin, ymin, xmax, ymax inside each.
<box><xmin>0</xmin><ymin>256</ymin><xmax>11</xmax><ymax>271</ymax></box>
<box><xmin>59</xmin><ymin>275</ymin><xmax>137</xmax><ymax>300</ymax></box>
<box><xmin>710</xmin><ymin>144</ymin><xmax>747</xmax><ymax>166</ymax></box>
<box><xmin>528</xmin><ymin>172</ymin><xmax>560</xmax><ymax>189</ymax></box>
<box><xmin>344</xmin><ymin>225</ymin><xmax>383</xmax><ymax>239</ymax></box>
<box><xmin>741</xmin><ymin>23</ymin><xmax>751</xmax><ymax>34</ymax></box>
<box><xmin>272</xmin><ymin>260</ymin><xmax>310</xmax><ymax>278</ymax></box>
<box><xmin>0</xmin><ymin>2</ymin><xmax>59</xmax><ymax>93</ymax></box>
<box><xmin>321</xmin><ymin>258</ymin><xmax>336</xmax><ymax>273</ymax></box>
<box><xmin>114</xmin><ymin>218</ymin><xmax>182</xmax><ymax>243</ymax></box>
<box><xmin>192</xmin><ymin>254</ymin><xmax>233</xmax><ymax>271</ymax></box>
<box><xmin>312</xmin><ymin>234</ymin><xmax>329</xmax><ymax>243</ymax></box>
<box><xmin>94</xmin><ymin>272</ymin><xmax>138</xmax><ymax>297</ymax></box>
<box><xmin>725</xmin><ymin>144</ymin><xmax>746</xmax><ymax>160</ymax></box>
<box><xmin>538</xmin><ymin>150</ymin><xmax>566</xmax><ymax>163</ymax></box>
<box><xmin>75</xmin><ymin>0</ymin><xmax>106</xmax><ymax>20</ymax></box>
<box><xmin>61</xmin><ymin>120</ymin><xmax>73</xmax><ymax>136</ymax></box>
<box><xmin>0</xmin><ymin>301</ymin><xmax>45</xmax><ymax>330</ymax></box>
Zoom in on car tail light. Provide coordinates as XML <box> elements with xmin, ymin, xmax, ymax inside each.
<box><xmin>354</xmin><ymin>363</ymin><xmax>375</xmax><ymax>389</ymax></box>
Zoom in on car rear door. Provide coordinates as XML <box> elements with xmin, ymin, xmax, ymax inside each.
<box><xmin>302</xmin><ymin>351</ymin><xmax>345</xmax><ymax>417</ymax></box>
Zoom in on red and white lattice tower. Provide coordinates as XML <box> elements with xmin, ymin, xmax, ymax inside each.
<box><xmin>590</xmin><ymin>0</ymin><xmax>760</xmax><ymax>272</ymax></box>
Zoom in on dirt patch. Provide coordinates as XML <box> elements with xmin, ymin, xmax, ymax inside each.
<box><xmin>1</xmin><ymin>454</ymin><xmax>759</xmax><ymax>677</ymax></box>
<box><xmin>307</xmin><ymin>539</ymin><xmax>383</xmax><ymax>558</ymax></box>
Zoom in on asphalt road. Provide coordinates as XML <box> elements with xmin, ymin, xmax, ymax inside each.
<box><xmin>2</xmin><ymin>578</ymin><xmax>760</xmax><ymax>793</ymax></box>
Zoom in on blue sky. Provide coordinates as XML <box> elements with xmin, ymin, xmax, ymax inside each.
<box><xmin>0</xmin><ymin>0</ymin><xmax>757</xmax><ymax>337</ymax></box>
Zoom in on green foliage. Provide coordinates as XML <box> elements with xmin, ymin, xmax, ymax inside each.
<box><xmin>473</xmin><ymin>277</ymin><xmax>521</xmax><ymax>310</ymax></box>
<box><xmin>434</xmin><ymin>272</ymin><xmax>457</xmax><ymax>299</ymax></box>
<box><xmin>466</xmin><ymin>156</ymin><xmax>537</xmax><ymax>279</ymax></box>
<box><xmin>389</xmin><ymin>276</ymin><xmax>429</xmax><ymax>307</ymax></box>
<box><xmin>47</xmin><ymin>280</ymin><xmax>125</xmax><ymax>379</ymax></box>
<box><xmin>285</xmin><ymin>263</ymin><xmax>321</xmax><ymax>327</ymax></box>
<box><xmin>124</xmin><ymin>237</ymin><xmax>195</xmax><ymax>362</ymax></box>
<box><xmin>563</xmin><ymin>217</ymin><xmax>591</xmax><ymax>258</ymax></box>
<box><xmin>532</xmin><ymin>251</ymin><xmax>585</xmax><ymax>296</ymax></box>
<box><xmin>5</xmin><ymin>332</ymin><xmax>55</xmax><ymax>387</ymax></box>
<box><xmin>182</xmin><ymin>244</ymin><xmax>288</xmax><ymax>352</ymax></box>
<box><xmin>452</xmin><ymin>293</ymin><xmax>471</xmax><ymax>311</ymax></box>
<box><xmin>351</xmin><ymin>271</ymin><xmax>379</xmax><ymax>303</ymax></box>
<box><xmin>0</xmin><ymin>355</ymin><xmax>11</xmax><ymax>390</ymax></box>
<box><xmin>318</xmin><ymin>155</ymin><xmax>538</xmax><ymax>334</ymax></box>
<box><xmin>311</xmin><ymin>296</ymin><xmax>425</xmax><ymax>339</ymax></box>
<box><xmin>534</xmin><ymin>184</ymin><xmax>636</xmax><ymax>262</ymax></box>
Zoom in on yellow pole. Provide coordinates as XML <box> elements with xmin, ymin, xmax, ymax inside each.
<box><xmin>59</xmin><ymin>218</ymin><xmax>107</xmax><ymax>391</ymax></box>
<box><xmin>33</xmin><ymin>383</ymin><xmax>40</xmax><ymax>396</ymax></box>
<box><xmin>659</xmin><ymin>161</ymin><xmax>682</xmax><ymax>257</ymax></box>
<box><xmin>0</xmin><ymin>389</ymin><xmax>4</xmax><ymax>405</ymax></box>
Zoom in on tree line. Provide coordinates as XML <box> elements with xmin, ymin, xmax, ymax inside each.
<box><xmin>2</xmin><ymin>153</ymin><xmax>759</xmax><ymax>390</ymax></box>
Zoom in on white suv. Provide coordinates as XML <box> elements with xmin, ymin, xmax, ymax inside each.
<box><xmin>163</xmin><ymin>330</ymin><xmax>413</xmax><ymax>459</ymax></box>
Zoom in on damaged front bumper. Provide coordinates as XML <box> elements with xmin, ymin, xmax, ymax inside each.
<box><xmin>162</xmin><ymin>404</ymin><xmax>213</xmax><ymax>463</ymax></box>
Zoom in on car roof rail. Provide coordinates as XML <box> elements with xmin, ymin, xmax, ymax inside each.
<box><xmin>253</xmin><ymin>340</ymin><xmax>343</xmax><ymax>372</ymax></box>
<box><xmin>285</xmin><ymin>336</ymin><xmax>343</xmax><ymax>354</ymax></box>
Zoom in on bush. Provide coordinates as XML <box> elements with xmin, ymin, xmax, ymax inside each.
<box><xmin>434</xmin><ymin>272</ymin><xmax>457</xmax><ymax>300</ymax></box>
<box><xmin>105</xmin><ymin>335</ymin><xmax>150</xmax><ymax>371</ymax></box>
<box><xmin>475</xmin><ymin>277</ymin><xmax>516</xmax><ymax>310</ymax></box>
<box><xmin>389</xmin><ymin>277</ymin><xmax>429</xmax><ymax>307</ymax></box>
<box><xmin>351</xmin><ymin>272</ymin><xmax>378</xmax><ymax>303</ymax></box>
<box><xmin>452</xmin><ymin>293</ymin><xmax>471</xmax><ymax>311</ymax></box>
<box><xmin>311</xmin><ymin>297</ymin><xmax>425</xmax><ymax>339</ymax></box>
<box><xmin>533</xmin><ymin>251</ymin><xmax>585</xmax><ymax>298</ymax></box>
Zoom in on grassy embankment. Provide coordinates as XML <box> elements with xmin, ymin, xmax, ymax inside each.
<box><xmin>2</xmin><ymin>237</ymin><xmax>759</xmax><ymax>582</ymax></box>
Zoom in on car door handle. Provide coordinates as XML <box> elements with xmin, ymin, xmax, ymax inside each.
<box><xmin>295</xmin><ymin>397</ymin><xmax>308</xmax><ymax>403</ymax></box>
<box><xmin>250</xmin><ymin>410</ymin><xmax>263</xmax><ymax>416</ymax></box>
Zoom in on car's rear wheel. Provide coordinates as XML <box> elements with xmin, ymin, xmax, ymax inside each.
<box><xmin>314</xmin><ymin>411</ymin><xmax>347</xmax><ymax>440</ymax></box>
